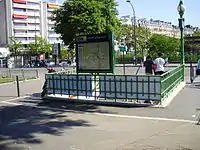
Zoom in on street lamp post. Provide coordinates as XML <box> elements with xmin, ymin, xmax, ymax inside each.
<box><xmin>177</xmin><ymin>0</ymin><xmax>185</xmax><ymax>65</ymax></box>
<box><xmin>177</xmin><ymin>0</ymin><xmax>185</xmax><ymax>81</ymax></box>
<box><xmin>126</xmin><ymin>0</ymin><xmax>137</xmax><ymax>65</ymax></box>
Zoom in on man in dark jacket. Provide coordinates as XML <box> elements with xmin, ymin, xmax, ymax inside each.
<box><xmin>144</xmin><ymin>55</ymin><xmax>154</xmax><ymax>75</ymax></box>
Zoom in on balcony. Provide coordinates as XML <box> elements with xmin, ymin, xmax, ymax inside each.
<box><xmin>14</xmin><ymin>33</ymin><xmax>41</xmax><ymax>37</ymax></box>
<box><xmin>19</xmin><ymin>40</ymin><xmax>37</xmax><ymax>44</ymax></box>
<box><xmin>13</xmin><ymin>14</ymin><xmax>28</xmax><ymax>19</ymax></box>
<box><xmin>14</xmin><ymin>25</ymin><xmax>40</xmax><ymax>31</ymax></box>
<box><xmin>13</xmin><ymin>11</ymin><xmax>27</xmax><ymax>15</ymax></box>
<box><xmin>13</xmin><ymin>0</ymin><xmax>26</xmax><ymax>4</ymax></box>
<box><xmin>26</xmin><ymin>19</ymin><xmax>40</xmax><ymax>23</ymax></box>
<box><xmin>13</xmin><ymin>19</ymin><xmax>28</xmax><ymax>23</ymax></box>
<box><xmin>27</xmin><ymin>0</ymin><xmax>41</xmax><ymax>3</ymax></box>
<box><xmin>13</xmin><ymin>3</ymin><xmax>40</xmax><ymax>10</ymax></box>
<box><xmin>27</xmin><ymin>12</ymin><xmax>40</xmax><ymax>16</ymax></box>
<box><xmin>13</xmin><ymin>26</ymin><xmax>28</xmax><ymax>30</ymax></box>
<box><xmin>48</xmin><ymin>27</ymin><xmax>55</xmax><ymax>31</ymax></box>
<box><xmin>26</xmin><ymin>5</ymin><xmax>40</xmax><ymax>10</ymax></box>
<box><xmin>48</xmin><ymin>34</ymin><xmax>60</xmax><ymax>38</ymax></box>
<box><xmin>48</xmin><ymin>20</ymin><xmax>55</xmax><ymax>25</ymax></box>
<box><xmin>47</xmin><ymin>8</ymin><xmax>55</xmax><ymax>12</ymax></box>
<box><xmin>27</xmin><ymin>26</ymin><xmax>40</xmax><ymax>30</ymax></box>
<box><xmin>47</xmin><ymin>13</ymin><xmax>53</xmax><ymax>18</ymax></box>
<box><xmin>13</xmin><ymin>3</ymin><xmax>27</xmax><ymax>9</ymax></box>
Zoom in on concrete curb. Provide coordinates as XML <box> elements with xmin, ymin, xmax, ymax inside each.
<box><xmin>42</xmin><ymin>96</ymin><xmax>152</xmax><ymax>108</ymax></box>
<box><xmin>0</xmin><ymin>78</ymin><xmax>40</xmax><ymax>86</ymax></box>
<box><xmin>153</xmin><ymin>81</ymin><xmax>186</xmax><ymax>108</ymax></box>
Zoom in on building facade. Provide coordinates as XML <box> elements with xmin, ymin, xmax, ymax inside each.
<box><xmin>0</xmin><ymin>0</ymin><xmax>62</xmax><ymax>47</ymax></box>
<box><xmin>0</xmin><ymin>0</ymin><xmax>62</xmax><ymax>68</ymax></box>
<box><xmin>120</xmin><ymin>15</ymin><xmax>194</xmax><ymax>38</ymax></box>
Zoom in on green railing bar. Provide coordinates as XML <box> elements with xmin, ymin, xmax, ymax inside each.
<box><xmin>161</xmin><ymin>76</ymin><xmax>183</xmax><ymax>95</ymax></box>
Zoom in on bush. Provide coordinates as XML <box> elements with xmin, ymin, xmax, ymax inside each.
<box><xmin>115</xmin><ymin>52</ymin><xmax>143</xmax><ymax>64</ymax></box>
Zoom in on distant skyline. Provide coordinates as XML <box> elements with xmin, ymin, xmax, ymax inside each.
<box><xmin>56</xmin><ymin>0</ymin><xmax>199</xmax><ymax>27</ymax></box>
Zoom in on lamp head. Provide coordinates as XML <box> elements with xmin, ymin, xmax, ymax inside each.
<box><xmin>177</xmin><ymin>0</ymin><xmax>185</xmax><ymax>17</ymax></box>
<box><xmin>126</xmin><ymin>0</ymin><xmax>131</xmax><ymax>3</ymax></box>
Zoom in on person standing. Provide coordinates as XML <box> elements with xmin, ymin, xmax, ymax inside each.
<box><xmin>144</xmin><ymin>55</ymin><xmax>154</xmax><ymax>75</ymax></box>
<box><xmin>154</xmin><ymin>52</ymin><xmax>166</xmax><ymax>75</ymax></box>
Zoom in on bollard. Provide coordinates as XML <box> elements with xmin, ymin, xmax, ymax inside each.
<box><xmin>16</xmin><ymin>76</ymin><xmax>20</xmax><ymax>97</ymax></box>
<box><xmin>36</xmin><ymin>70</ymin><xmax>39</xmax><ymax>78</ymax></box>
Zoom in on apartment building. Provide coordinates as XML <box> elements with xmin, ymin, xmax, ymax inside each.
<box><xmin>42</xmin><ymin>2</ymin><xmax>62</xmax><ymax>44</ymax></box>
<box><xmin>120</xmin><ymin>16</ymin><xmax>194</xmax><ymax>38</ymax></box>
<box><xmin>0</xmin><ymin>0</ymin><xmax>62</xmax><ymax>67</ymax></box>
<box><xmin>0</xmin><ymin>0</ymin><xmax>62</xmax><ymax>47</ymax></box>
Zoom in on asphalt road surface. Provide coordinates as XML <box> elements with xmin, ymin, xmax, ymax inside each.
<box><xmin>0</xmin><ymin>97</ymin><xmax>200</xmax><ymax>150</ymax></box>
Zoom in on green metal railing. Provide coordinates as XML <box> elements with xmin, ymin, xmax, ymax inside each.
<box><xmin>45</xmin><ymin>73</ymin><xmax>161</xmax><ymax>102</ymax></box>
<box><xmin>161</xmin><ymin>65</ymin><xmax>184</xmax><ymax>100</ymax></box>
<box><xmin>44</xmin><ymin>65</ymin><xmax>185</xmax><ymax>104</ymax></box>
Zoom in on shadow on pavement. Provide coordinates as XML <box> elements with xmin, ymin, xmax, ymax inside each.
<box><xmin>0</xmin><ymin>104</ymin><xmax>92</xmax><ymax>150</ymax></box>
<box><xmin>186</xmin><ymin>83</ymin><xmax>200</xmax><ymax>89</ymax></box>
<box><xmin>27</xmin><ymin>93</ymin><xmax>151</xmax><ymax>113</ymax></box>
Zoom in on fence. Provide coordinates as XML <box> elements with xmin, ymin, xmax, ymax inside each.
<box><xmin>161</xmin><ymin>65</ymin><xmax>184</xmax><ymax>100</ymax></box>
<box><xmin>0</xmin><ymin>69</ymin><xmax>39</xmax><ymax>84</ymax></box>
<box><xmin>44</xmin><ymin>65</ymin><xmax>184</xmax><ymax>105</ymax></box>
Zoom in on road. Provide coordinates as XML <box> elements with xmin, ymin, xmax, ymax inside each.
<box><xmin>0</xmin><ymin>63</ymin><xmax>195</xmax><ymax>83</ymax></box>
<box><xmin>0</xmin><ymin>96</ymin><xmax>200</xmax><ymax>150</ymax></box>
<box><xmin>0</xmin><ymin>65</ymin><xmax>199</xmax><ymax>150</ymax></box>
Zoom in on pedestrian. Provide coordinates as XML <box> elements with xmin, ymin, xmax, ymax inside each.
<box><xmin>154</xmin><ymin>52</ymin><xmax>166</xmax><ymax>75</ymax></box>
<box><xmin>143</xmin><ymin>55</ymin><xmax>154</xmax><ymax>75</ymax></box>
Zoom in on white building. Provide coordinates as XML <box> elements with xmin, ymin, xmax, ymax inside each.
<box><xmin>120</xmin><ymin>15</ymin><xmax>194</xmax><ymax>38</ymax></box>
<box><xmin>0</xmin><ymin>0</ymin><xmax>63</xmax><ymax>67</ymax></box>
<box><xmin>0</xmin><ymin>0</ymin><xmax>62</xmax><ymax>46</ymax></box>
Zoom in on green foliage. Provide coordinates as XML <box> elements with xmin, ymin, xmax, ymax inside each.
<box><xmin>27</xmin><ymin>37</ymin><xmax>52</xmax><ymax>56</ymax></box>
<box><xmin>117</xmin><ymin>24</ymin><xmax>151</xmax><ymax>52</ymax></box>
<box><xmin>52</xmin><ymin>0</ymin><xmax>121</xmax><ymax>49</ymax></box>
<box><xmin>8</xmin><ymin>37</ymin><xmax>23</xmax><ymax>56</ymax></box>
<box><xmin>185</xmin><ymin>31</ymin><xmax>200</xmax><ymax>55</ymax></box>
<box><xmin>147</xmin><ymin>34</ymin><xmax>180</xmax><ymax>59</ymax></box>
<box><xmin>193</xmin><ymin>31</ymin><xmax>200</xmax><ymax>36</ymax></box>
<box><xmin>60</xmin><ymin>47</ymin><xmax>74</xmax><ymax>59</ymax></box>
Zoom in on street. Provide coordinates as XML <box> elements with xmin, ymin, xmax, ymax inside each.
<box><xmin>0</xmin><ymin>65</ymin><xmax>200</xmax><ymax>150</ymax></box>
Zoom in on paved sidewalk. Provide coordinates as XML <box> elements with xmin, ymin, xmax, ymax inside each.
<box><xmin>0</xmin><ymin>73</ymin><xmax>45</xmax><ymax>101</ymax></box>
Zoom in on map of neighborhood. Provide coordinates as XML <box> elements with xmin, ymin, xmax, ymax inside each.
<box><xmin>78</xmin><ymin>42</ymin><xmax>110</xmax><ymax>70</ymax></box>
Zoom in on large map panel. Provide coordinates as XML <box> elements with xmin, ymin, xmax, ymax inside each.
<box><xmin>78</xmin><ymin>42</ymin><xmax>110</xmax><ymax>70</ymax></box>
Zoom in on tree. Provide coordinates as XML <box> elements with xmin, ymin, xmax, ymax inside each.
<box><xmin>52</xmin><ymin>0</ymin><xmax>121</xmax><ymax>49</ymax></box>
<box><xmin>60</xmin><ymin>47</ymin><xmax>74</xmax><ymax>59</ymax></box>
<box><xmin>147</xmin><ymin>34</ymin><xmax>180</xmax><ymax>60</ymax></box>
<box><xmin>184</xmin><ymin>31</ymin><xmax>200</xmax><ymax>61</ymax></box>
<box><xmin>27</xmin><ymin>37</ymin><xmax>52</xmax><ymax>57</ymax></box>
<box><xmin>117</xmin><ymin>24</ymin><xmax>151</xmax><ymax>54</ymax></box>
<box><xmin>8</xmin><ymin>37</ymin><xmax>23</xmax><ymax>56</ymax></box>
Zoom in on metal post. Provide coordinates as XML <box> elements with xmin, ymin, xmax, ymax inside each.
<box><xmin>179</xmin><ymin>18</ymin><xmax>185</xmax><ymax>81</ymax></box>
<box><xmin>123</xmin><ymin>51</ymin><xmax>125</xmax><ymax>75</ymax></box>
<box><xmin>127</xmin><ymin>0</ymin><xmax>137</xmax><ymax>66</ymax></box>
<box><xmin>16</xmin><ymin>76</ymin><xmax>20</xmax><ymax>97</ymax></box>
<box><xmin>36</xmin><ymin>70</ymin><xmax>39</xmax><ymax>78</ymax></box>
<box><xmin>177</xmin><ymin>0</ymin><xmax>185</xmax><ymax>81</ymax></box>
<box><xmin>180</xmin><ymin>19</ymin><xmax>185</xmax><ymax>65</ymax></box>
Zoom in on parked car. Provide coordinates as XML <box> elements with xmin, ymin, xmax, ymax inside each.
<box><xmin>59</xmin><ymin>59</ymin><xmax>71</xmax><ymax>67</ymax></box>
<box><xmin>46</xmin><ymin>60</ymin><xmax>55</xmax><ymax>67</ymax></box>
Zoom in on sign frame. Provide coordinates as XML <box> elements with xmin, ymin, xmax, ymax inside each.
<box><xmin>52</xmin><ymin>43</ymin><xmax>61</xmax><ymax>56</ymax></box>
<box><xmin>75</xmin><ymin>32</ymin><xmax>114</xmax><ymax>73</ymax></box>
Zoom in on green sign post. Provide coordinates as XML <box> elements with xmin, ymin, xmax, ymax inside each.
<box><xmin>119</xmin><ymin>46</ymin><xmax>127</xmax><ymax>52</ymax></box>
<box><xmin>76</xmin><ymin>33</ymin><xmax>114</xmax><ymax>73</ymax></box>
